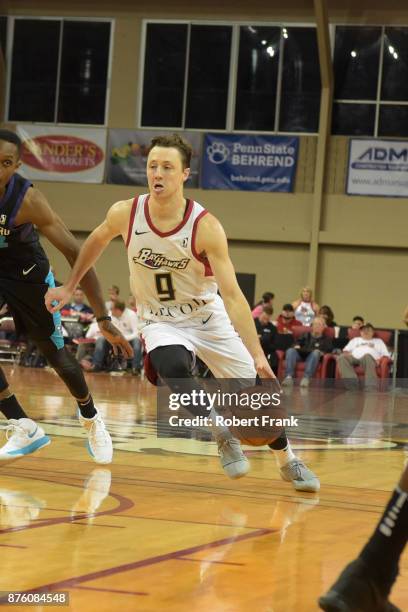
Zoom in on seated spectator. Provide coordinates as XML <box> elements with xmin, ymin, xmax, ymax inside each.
<box><xmin>252</xmin><ymin>291</ymin><xmax>274</xmax><ymax>319</ymax></box>
<box><xmin>292</xmin><ymin>287</ymin><xmax>319</xmax><ymax>326</ymax></box>
<box><xmin>128</xmin><ymin>294</ymin><xmax>137</xmax><ymax>312</ymax></box>
<box><xmin>282</xmin><ymin>316</ymin><xmax>332</xmax><ymax>388</ymax></box>
<box><xmin>352</xmin><ymin>315</ymin><xmax>364</xmax><ymax>329</ymax></box>
<box><xmin>337</xmin><ymin>323</ymin><xmax>390</xmax><ymax>389</ymax></box>
<box><xmin>76</xmin><ymin>320</ymin><xmax>103</xmax><ymax>364</ymax></box>
<box><xmin>61</xmin><ymin>287</ymin><xmax>94</xmax><ymax>322</ymax></box>
<box><xmin>318</xmin><ymin>305</ymin><xmax>337</xmax><ymax>327</ymax></box>
<box><xmin>335</xmin><ymin>315</ymin><xmax>365</xmax><ymax>350</ymax></box>
<box><xmin>105</xmin><ymin>285</ymin><xmax>120</xmax><ymax>311</ymax></box>
<box><xmin>89</xmin><ymin>300</ymin><xmax>142</xmax><ymax>374</ymax></box>
<box><xmin>276</xmin><ymin>303</ymin><xmax>303</xmax><ymax>334</ymax></box>
<box><xmin>254</xmin><ymin>306</ymin><xmax>279</xmax><ymax>375</ymax></box>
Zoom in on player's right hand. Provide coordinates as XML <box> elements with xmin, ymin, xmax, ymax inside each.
<box><xmin>45</xmin><ymin>286</ymin><xmax>72</xmax><ymax>313</ymax></box>
<box><xmin>254</xmin><ymin>355</ymin><xmax>282</xmax><ymax>394</ymax></box>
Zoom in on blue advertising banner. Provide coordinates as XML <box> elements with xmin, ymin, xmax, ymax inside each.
<box><xmin>201</xmin><ymin>134</ymin><xmax>299</xmax><ymax>192</ymax></box>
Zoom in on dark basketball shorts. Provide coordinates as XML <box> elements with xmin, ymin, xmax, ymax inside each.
<box><xmin>0</xmin><ymin>269</ymin><xmax>64</xmax><ymax>349</ymax></box>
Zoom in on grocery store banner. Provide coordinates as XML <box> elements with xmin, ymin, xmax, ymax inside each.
<box><xmin>17</xmin><ymin>125</ymin><xmax>107</xmax><ymax>183</ymax></box>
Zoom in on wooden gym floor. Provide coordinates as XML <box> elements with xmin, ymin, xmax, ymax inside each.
<box><xmin>0</xmin><ymin>364</ymin><xmax>407</xmax><ymax>611</ymax></box>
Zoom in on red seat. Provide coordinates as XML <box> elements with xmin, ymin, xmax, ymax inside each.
<box><xmin>335</xmin><ymin>329</ymin><xmax>393</xmax><ymax>381</ymax></box>
<box><xmin>277</xmin><ymin>326</ymin><xmax>336</xmax><ymax>380</ymax></box>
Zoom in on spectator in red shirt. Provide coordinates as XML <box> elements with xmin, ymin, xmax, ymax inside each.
<box><xmin>276</xmin><ymin>304</ymin><xmax>303</xmax><ymax>334</ymax></box>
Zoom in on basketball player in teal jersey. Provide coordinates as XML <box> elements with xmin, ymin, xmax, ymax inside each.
<box><xmin>45</xmin><ymin>133</ymin><xmax>320</xmax><ymax>491</ymax></box>
<box><xmin>0</xmin><ymin>130</ymin><xmax>132</xmax><ymax>464</ymax></box>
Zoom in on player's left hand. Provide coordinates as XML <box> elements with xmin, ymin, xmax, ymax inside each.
<box><xmin>98</xmin><ymin>320</ymin><xmax>134</xmax><ymax>358</ymax></box>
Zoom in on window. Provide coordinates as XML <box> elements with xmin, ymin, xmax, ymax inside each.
<box><xmin>332</xmin><ymin>25</ymin><xmax>408</xmax><ymax>136</ymax></box>
<box><xmin>279</xmin><ymin>27</ymin><xmax>321</xmax><ymax>132</ymax></box>
<box><xmin>234</xmin><ymin>26</ymin><xmax>280</xmax><ymax>131</ymax></box>
<box><xmin>6</xmin><ymin>17</ymin><xmax>112</xmax><ymax>125</ymax></box>
<box><xmin>0</xmin><ymin>16</ymin><xmax>7</xmax><ymax>56</ymax></box>
<box><xmin>141</xmin><ymin>23</ymin><xmax>188</xmax><ymax>127</ymax></box>
<box><xmin>185</xmin><ymin>25</ymin><xmax>232</xmax><ymax>129</ymax></box>
<box><xmin>140</xmin><ymin>21</ymin><xmax>321</xmax><ymax>134</ymax></box>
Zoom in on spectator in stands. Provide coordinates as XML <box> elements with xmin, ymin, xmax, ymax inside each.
<box><xmin>252</xmin><ymin>291</ymin><xmax>274</xmax><ymax>319</ymax></box>
<box><xmin>61</xmin><ymin>287</ymin><xmax>93</xmax><ymax>322</ymax></box>
<box><xmin>276</xmin><ymin>303</ymin><xmax>303</xmax><ymax>334</ymax></box>
<box><xmin>254</xmin><ymin>306</ymin><xmax>279</xmax><ymax>375</ymax></box>
<box><xmin>292</xmin><ymin>287</ymin><xmax>319</xmax><ymax>326</ymax></box>
<box><xmin>105</xmin><ymin>285</ymin><xmax>120</xmax><ymax>311</ymax></box>
<box><xmin>318</xmin><ymin>305</ymin><xmax>337</xmax><ymax>328</ymax></box>
<box><xmin>282</xmin><ymin>316</ymin><xmax>332</xmax><ymax>388</ymax></box>
<box><xmin>76</xmin><ymin>320</ymin><xmax>103</xmax><ymax>365</ymax></box>
<box><xmin>337</xmin><ymin>323</ymin><xmax>390</xmax><ymax>388</ymax></box>
<box><xmin>128</xmin><ymin>294</ymin><xmax>137</xmax><ymax>312</ymax></box>
<box><xmin>89</xmin><ymin>300</ymin><xmax>142</xmax><ymax>374</ymax></box>
<box><xmin>352</xmin><ymin>315</ymin><xmax>365</xmax><ymax>329</ymax></box>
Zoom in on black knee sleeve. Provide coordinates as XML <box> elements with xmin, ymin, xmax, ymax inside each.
<box><xmin>36</xmin><ymin>340</ymin><xmax>89</xmax><ymax>399</ymax></box>
<box><xmin>0</xmin><ymin>367</ymin><xmax>9</xmax><ymax>393</ymax></box>
<box><xmin>149</xmin><ymin>345</ymin><xmax>193</xmax><ymax>381</ymax></box>
<box><xmin>149</xmin><ymin>345</ymin><xmax>213</xmax><ymax>419</ymax></box>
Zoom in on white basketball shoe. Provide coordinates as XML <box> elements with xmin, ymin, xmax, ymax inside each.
<box><xmin>0</xmin><ymin>418</ymin><xmax>50</xmax><ymax>462</ymax></box>
<box><xmin>78</xmin><ymin>409</ymin><xmax>113</xmax><ymax>464</ymax></box>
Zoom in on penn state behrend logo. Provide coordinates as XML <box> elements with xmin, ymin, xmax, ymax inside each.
<box><xmin>207</xmin><ymin>141</ymin><xmax>230</xmax><ymax>164</ymax></box>
<box><xmin>133</xmin><ymin>248</ymin><xmax>190</xmax><ymax>270</ymax></box>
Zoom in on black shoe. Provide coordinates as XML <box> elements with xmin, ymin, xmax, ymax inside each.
<box><xmin>318</xmin><ymin>558</ymin><xmax>400</xmax><ymax>612</ymax></box>
<box><xmin>131</xmin><ymin>368</ymin><xmax>141</xmax><ymax>376</ymax></box>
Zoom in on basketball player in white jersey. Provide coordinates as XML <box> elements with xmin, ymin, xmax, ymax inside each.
<box><xmin>45</xmin><ymin>134</ymin><xmax>319</xmax><ymax>492</ymax></box>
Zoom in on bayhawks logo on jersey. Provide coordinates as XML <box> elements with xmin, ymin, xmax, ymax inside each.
<box><xmin>133</xmin><ymin>248</ymin><xmax>190</xmax><ymax>270</ymax></box>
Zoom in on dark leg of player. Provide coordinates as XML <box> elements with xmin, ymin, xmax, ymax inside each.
<box><xmin>319</xmin><ymin>463</ymin><xmax>408</xmax><ymax>611</ymax></box>
<box><xmin>149</xmin><ymin>345</ymin><xmax>250</xmax><ymax>479</ymax></box>
<box><xmin>0</xmin><ymin>367</ymin><xmax>28</xmax><ymax>420</ymax></box>
<box><xmin>35</xmin><ymin>339</ymin><xmax>97</xmax><ymax>419</ymax></box>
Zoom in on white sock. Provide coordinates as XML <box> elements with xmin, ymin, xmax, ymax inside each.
<box><xmin>209</xmin><ymin>407</ymin><xmax>232</xmax><ymax>440</ymax></box>
<box><xmin>271</xmin><ymin>442</ymin><xmax>296</xmax><ymax>468</ymax></box>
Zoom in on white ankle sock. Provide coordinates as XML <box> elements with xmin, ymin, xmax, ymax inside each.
<box><xmin>271</xmin><ymin>442</ymin><xmax>296</xmax><ymax>468</ymax></box>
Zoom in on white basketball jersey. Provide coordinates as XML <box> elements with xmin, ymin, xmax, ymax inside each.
<box><xmin>126</xmin><ymin>194</ymin><xmax>218</xmax><ymax>323</ymax></box>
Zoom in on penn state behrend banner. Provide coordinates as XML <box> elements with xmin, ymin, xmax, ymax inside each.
<box><xmin>107</xmin><ymin>130</ymin><xmax>201</xmax><ymax>187</ymax></box>
<box><xmin>16</xmin><ymin>125</ymin><xmax>107</xmax><ymax>183</ymax></box>
<box><xmin>347</xmin><ymin>138</ymin><xmax>408</xmax><ymax>197</ymax></box>
<box><xmin>201</xmin><ymin>134</ymin><xmax>299</xmax><ymax>192</ymax></box>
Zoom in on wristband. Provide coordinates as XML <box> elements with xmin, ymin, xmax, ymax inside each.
<box><xmin>96</xmin><ymin>316</ymin><xmax>112</xmax><ymax>323</ymax></box>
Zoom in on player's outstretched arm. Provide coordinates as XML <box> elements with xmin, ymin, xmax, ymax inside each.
<box><xmin>196</xmin><ymin>214</ymin><xmax>276</xmax><ymax>380</ymax></box>
<box><xmin>18</xmin><ymin>189</ymin><xmax>133</xmax><ymax>358</ymax></box>
<box><xmin>42</xmin><ymin>199</ymin><xmax>128</xmax><ymax>313</ymax></box>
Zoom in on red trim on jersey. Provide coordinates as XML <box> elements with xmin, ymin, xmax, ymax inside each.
<box><xmin>144</xmin><ymin>196</ymin><xmax>194</xmax><ymax>237</ymax></box>
<box><xmin>191</xmin><ymin>210</ymin><xmax>213</xmax><ymax>277</ymax></box>
<box><xmin>125</xmin><ymin>196</ymin><xmax>139</xmax><ymax>248</ymax></box>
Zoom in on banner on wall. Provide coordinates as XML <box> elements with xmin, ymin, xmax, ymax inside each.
<box><xmin>106</xmin><ymin>130</ymin><xmax>202</xmax><ymax>187</ymax></box>
<box><xmin>201</xmin><ymin>134</ymin><xmax>299</xmax><ymax>192</ymax></box>
<box><xmin>347</xmin><ymin>138</ymin><xmax>408</xmax><ymax>197</ymax></box>
<box><xmin>16</xmin><ymin>125</ymin><xmax>107</xmax><ymax>183</ymax></box>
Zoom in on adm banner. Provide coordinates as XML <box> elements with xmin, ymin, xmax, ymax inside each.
<box><xmin>347</xmin><ymin>138</ymin><xmax>408</xmax><ymax>197</ymax></box>
<box><xmin>107</xmin><ymin>130</ymin><xmax>201</xmax><ymax>187</ymax></box>
<box><xmin>17</xmin><ymin>125</ymin><xmax>107</xmax><ymax>183</ymax></box>
<box><xmin>201</xmin><ymin>134</ymin><xmax>298</xmax><ymax>192</ymax></box>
